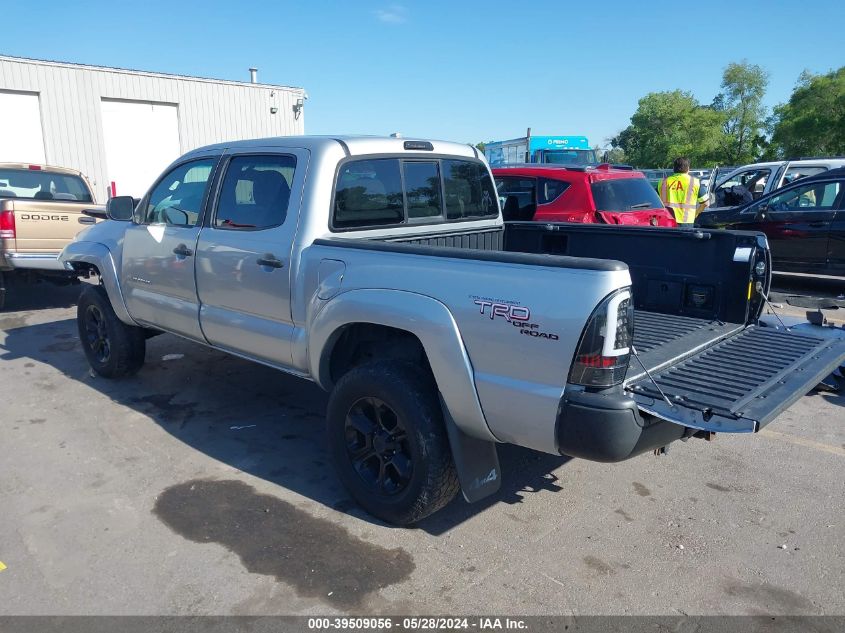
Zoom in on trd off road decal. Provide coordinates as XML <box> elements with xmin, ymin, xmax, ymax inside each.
<box><xmin>470</xmin><ymin>296</ymin><xmax>559</xmax><ymax>341</ymax></box>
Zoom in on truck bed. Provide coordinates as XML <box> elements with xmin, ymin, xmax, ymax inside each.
<box><xmin>629</xmin><ymin>310</ymin><xmax>743</xmax><ymax>380</ymax></box>
<box><xmin>502</xmin><ymin>221</ymin><xmax>845</xmax><ymax>433</ymax></box>
<box><xmin>628</xmin><ymin>323</ymin><xmax>844</xmax><ymax>431</ymax></box>
<box><xmin>373</xmin><ymin>222</ymin><xmax>845</xmax><ymax>434</ymax></box>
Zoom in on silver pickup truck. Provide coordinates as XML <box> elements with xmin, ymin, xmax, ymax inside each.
<box><xmin>61</xmin><ymin>136</ymin><xmax>845</xmax><ymax>525</ymax></box>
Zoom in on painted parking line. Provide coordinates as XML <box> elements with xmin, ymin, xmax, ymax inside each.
<box><xmin>759</xmin><ymin>429</ymin><xmax>845</xmax><ymax>457</ymax></box>
<box><xmin>0</xmin><ymin>561</ymin><xmax>6</xmax><ymax>572</ymax></box>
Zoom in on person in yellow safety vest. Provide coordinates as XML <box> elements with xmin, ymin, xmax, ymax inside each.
<box><xmin>658</xmin><ymin>157</ymin><xmax>709</xmax><ymax>226</ymax></box>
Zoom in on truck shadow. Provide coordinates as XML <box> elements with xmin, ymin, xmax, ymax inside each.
<box><xmin>0</xmin><ymin>317</ymin><xmax>572</xmax><ymax>534</ymax></box>
<box><xmin>0</xmin><ymin>277</ymin><xmax>81</xmax><ymax>312</ymax></box>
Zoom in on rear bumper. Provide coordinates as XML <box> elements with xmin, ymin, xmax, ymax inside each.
<box><xmin>3</xmin><ymin>252</ymin><xmax>65</xmax><ymax>271</ymax></box>
<box><xmin>556</xmin><ymin>388</ymin><xmax>685</xmax><ymax>462</ymax></box>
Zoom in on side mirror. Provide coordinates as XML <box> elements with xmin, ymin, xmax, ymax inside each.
<box><xmin>106</xmin><ymin>196</ymin><xmax>135</xmax><ymax>221</ymax></box>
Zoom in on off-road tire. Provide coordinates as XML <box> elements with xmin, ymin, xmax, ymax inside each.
<box><xmin>326</xmin><ymin>361</ymin><xmax>459</xmax><ymax>525</ymax></box>
<box><xmin>77</xmin><ymin>284</ymin><xmax>146</xmax><ymax>378</ymax></box>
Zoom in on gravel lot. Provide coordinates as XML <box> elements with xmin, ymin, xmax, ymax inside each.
<box><xmin>1</xmin><ymin>282</ymin><xmax>843</xmax><ymax>616</ymax></box>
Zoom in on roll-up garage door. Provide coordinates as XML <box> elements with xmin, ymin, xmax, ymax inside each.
<box><xmin>101</xmin><ymin>99</ymin><xmax>180</xmax><ymax>199</ymax></box>
<box><xmin>0</xmin><ymin>91</ymin><xmax>46</xmax><ymax>164</ymax></box>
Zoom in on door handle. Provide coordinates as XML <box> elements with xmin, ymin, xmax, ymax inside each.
<box><xmin>807</xmin><ymin>222</ymin><xmax>826</xmax><ymax>228</ymax></box>
<box><xmin>256</xmin><ymin>254</ymin><xmax>284</xmax><ymax>269</ymax></box>
<box><xmin>78</xmin><ymin>216</ymin><xmax>96</xmax><ymax>225</ymax></box>
<box><xmin>173</xmin><ymin>244</ymin><xmax>194</xmax><ymax>257</ymax></box>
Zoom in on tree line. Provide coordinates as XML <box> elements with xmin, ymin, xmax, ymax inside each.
<box><xmin>609</xmin><ymin>63</ymin><xmax>845</xmax><ymax>169</ymax></box>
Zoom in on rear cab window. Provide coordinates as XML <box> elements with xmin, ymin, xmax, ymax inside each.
<box><xmin>591</xmin><ymin>177</ymin><xmax>663</xmax><ymax>212</ymax></box>
<box><xmin>0</xmin><ymin>168</ymin><xmax>93</xmax><ymax>202</ymax></box>
<box><xmin>332</xmin><ymin>157</ymin><xmax>497</xmax><ymax>230</ymax></box>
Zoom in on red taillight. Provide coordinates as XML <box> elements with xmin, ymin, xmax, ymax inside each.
<box><xmin>568</xmin><ymin>289</ymin><xmax>634</xmax><ymax>388</ymax></box>
<box><xmin>28</xmin><ymin>164</ymin><xmax>42</xmax><ymax>171</ymax></box>
<box><xmin>576</xmin><ymin>354</ymin><xmax>620</xmax><ymax>368</ymax></box>
<box><xmin>0</xmin><ymin>210</ymin><xmax>16</xmax><ymax>240</ymax></box>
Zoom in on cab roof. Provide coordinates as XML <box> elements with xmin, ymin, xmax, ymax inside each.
<box><xmin>185</xmin><ymin>135</ymin><xmax>480</xmax><ymax>160</ymax></box>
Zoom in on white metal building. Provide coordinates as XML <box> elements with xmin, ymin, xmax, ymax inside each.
<box><xmin>0</xmin><ymin>56</ymin><xmax>306</xmax><ymax>201</ymax></box>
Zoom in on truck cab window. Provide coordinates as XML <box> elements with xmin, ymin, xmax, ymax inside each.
<box><xmin>404</xmin><ymin>161</ymin><xmax>442</xmax><ymax>219</ymax></box>
<box><xmin>0</xmin><ymin>168</ymin><xmax>93</xmax><ymax>202</ymax></box>
<box><xmin>214</xmin><ymin>155</ymin><xmax>296</xmax><ymax>230</ymax></box>
<box><xmin>442</xmin><ymin>160</ymin><xmax>498</xmax><ymax>220</ymax></box>
<box><xmin>145</xmin><ymin>159</ymin><xmax>216</xmax><ymax>226</ymax></box>
<box><xmin>334</xmin><ymin>159</ymin><xmax>404</xmax><ymax>228</ymax></box>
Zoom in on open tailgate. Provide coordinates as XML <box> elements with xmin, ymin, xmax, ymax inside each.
<box><xmin>627</xmin><ymin>325</ymin><xmax>845</xmax><ymax>433</ymax></box>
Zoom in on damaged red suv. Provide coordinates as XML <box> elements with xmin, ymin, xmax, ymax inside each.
<box><xmin>493</xmin><ymin>164</ymin><xmax>676</xmax><ymax>227</ymax></box>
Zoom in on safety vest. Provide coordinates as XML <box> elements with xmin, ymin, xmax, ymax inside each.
<box><xmin>659</xmin><ymin>173</ymin><xmax>701</xmax><ymax>224</ymax></box>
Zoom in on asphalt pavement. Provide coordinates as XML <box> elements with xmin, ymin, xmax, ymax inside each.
<box><xmin>1</xmin><ymin>282</ymin><xmax>843</xmax><ymax>616</ymax></box>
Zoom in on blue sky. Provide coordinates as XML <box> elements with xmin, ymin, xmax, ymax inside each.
<box><xmin>3</xmin><ymin>1</ymin><xmax>844</xmax><ymax>147</ymax></box>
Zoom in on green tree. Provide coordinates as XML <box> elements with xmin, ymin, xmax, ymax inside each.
<box><xmin>603</xmin><ymin>146</ymin><xmax>627</xmax><ymax>164</ymax></box>
<box><xmin>768</xmin><ymin>67</ymin><xmax>845</xmax><ymax>158</ymax></box>
<box><xmin>612</xmin><ymin>91</ymin><xmax>725</xmax><ymax>168</ymax></box>
<box><xmin>475</xmin><ymin>141</ymin><xmax>486</xmax><ymax>153</ymax></box>
<box><xmin>712</xmin><ymin>61</ymin><xmax>769</xmax><ymax>164</ymax></box>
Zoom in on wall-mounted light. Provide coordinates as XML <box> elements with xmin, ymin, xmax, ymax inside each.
<box><xmin>293</xmin><ymin>97</ymin><xmax>304</xmax><ymax>120</ymax></box>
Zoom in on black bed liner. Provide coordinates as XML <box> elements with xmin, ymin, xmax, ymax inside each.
<box><xmin>629</xmin><ymin>311</ymin><xmax>743</xmax><ymax>381</ymax></box>
<box><xmin>627</xmin><ymin>323</ymin><xmax>845</xmax><ymax>432</ymax></box>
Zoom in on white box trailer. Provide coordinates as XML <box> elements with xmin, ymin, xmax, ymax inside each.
<box><xmin>0</xmin><ymin>56</ymin><xmax>306</xmax><ymax>202</ymax></box>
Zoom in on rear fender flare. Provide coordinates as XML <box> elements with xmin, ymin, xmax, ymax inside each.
<box><xmin>309</xmin><ymin>288</ymin><xmax>497</xmax><ymax>443</ymax></box>
<box><xmin>61</xmin><ymin>241</ymin><xmax>136</xmax><ymax>325</ymax></box>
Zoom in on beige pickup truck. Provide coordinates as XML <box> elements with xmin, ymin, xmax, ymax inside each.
<box><xmin>0</xmin><ymin>163</ymin><xmax>103</xmax><ymax>309</ymax></box>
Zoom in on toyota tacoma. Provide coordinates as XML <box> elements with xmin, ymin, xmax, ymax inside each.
<box><xmin>60</xmin><ymin>136</ymin><xmax>845</xmax><ymax>524</ymax></box>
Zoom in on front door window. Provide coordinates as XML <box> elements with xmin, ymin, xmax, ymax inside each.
<box><xmin>144</xmin><ymin>160</ymin><xmax>216</xmax><ymax>226</ymax></box>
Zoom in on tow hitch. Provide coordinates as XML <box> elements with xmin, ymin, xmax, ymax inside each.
<box><xmin>654</xmin><ymin>430</ymin><xmax>715</xmax><ymax>456</ymax></box>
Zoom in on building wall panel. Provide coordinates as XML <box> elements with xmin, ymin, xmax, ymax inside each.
<box><xmin>0</xmin><ymin>56</ymin><xmax>305</xmax><ymax>202</ymax></box>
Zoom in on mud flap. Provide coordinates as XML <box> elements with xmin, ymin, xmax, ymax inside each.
<box><xmin>440</xmin><ymin>397</ymin><xmax>501</xmax><ymax>503</ymax></box>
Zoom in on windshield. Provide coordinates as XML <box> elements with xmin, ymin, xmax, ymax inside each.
<box><xmin>0</xmin><ymin>168</ymin><xmax>93</xmax><ymax>202</ymax></box>
<box><xmin>591</xmin><ymin>177</ymin><xmax>664</xmax><ymax>212</ymax></box>
<box><xmin>542</xmin><ymin>150</ymin><xmax>598</xmax><ymax>166</ymax></box>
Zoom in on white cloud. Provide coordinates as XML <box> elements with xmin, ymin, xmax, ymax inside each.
<box><xmin>374</xmin><ymin>4</ymin><xmax>408</xmax><ymax>24</ymax></box>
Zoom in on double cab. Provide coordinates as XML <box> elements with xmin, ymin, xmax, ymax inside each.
<box><xmin>61</xmin><ymin>136</ymin><xmax>845</xmax><ymax>524</ymax></box>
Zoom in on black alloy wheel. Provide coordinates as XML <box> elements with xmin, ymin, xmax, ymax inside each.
<box><xmin>76</xmin><ymin>284</ymin><xmax>146</xmax><ymax>378</ymax></box>
<box><xmin>344</xmin><ymin>397</ymin><xmax>413</xmax><ymax>495</ymax></box>
<box><xmin>84</xmin><ymin>304</ymin><xmax>111</xmax><ymax>363</ymax></box>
